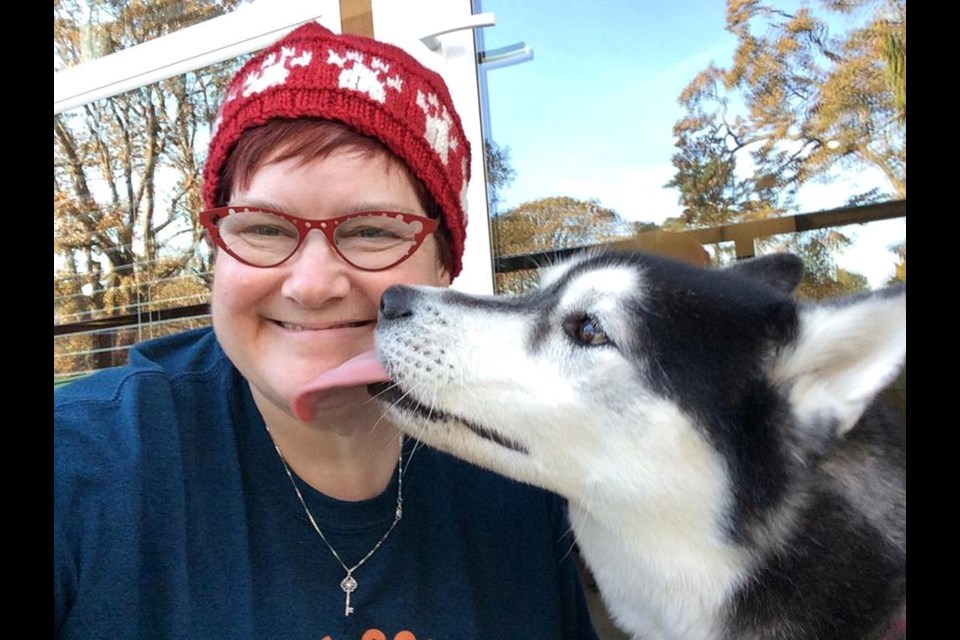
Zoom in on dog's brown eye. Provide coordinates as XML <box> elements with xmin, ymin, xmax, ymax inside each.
<box><xmin>564</xmin><ymin>315</ymin><xmax>608</xmax><ymax>346</ymax></box>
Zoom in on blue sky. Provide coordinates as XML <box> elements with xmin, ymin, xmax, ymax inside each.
<box><xmin>477</xmin><ymin>0</ymin><xmax>735</xmax><ymax>223</ymax></box>
<box><xmin>473</xmin><ymin>0</ymin><xmax>904</xmax><ymax>285</ymax></box>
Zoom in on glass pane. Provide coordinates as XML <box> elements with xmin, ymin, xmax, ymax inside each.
<box><xmin>53</xmin><ymin>52</ymin><xmax>241</xmax><ymax>381</ymax></box>
<box><xmin>475</xmin><ymin>0</ymin><xmax>906</xmax><ymax>297</ymax></box>
<box><xmin>54</xmin><ymin>0</ymin><xmax>248</xmax><ymax>70</ymax></box>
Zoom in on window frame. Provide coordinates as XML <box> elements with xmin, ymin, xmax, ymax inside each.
<box><xmin>54</xmin><ymin>0</ymin><xmax>341</xmax><ymax>115</ymax></box>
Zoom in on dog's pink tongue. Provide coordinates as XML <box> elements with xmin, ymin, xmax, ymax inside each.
<box><xmin>292</xmin><ymin>349</ymin><xmax>389</xmax><ymax>422</ymax></box>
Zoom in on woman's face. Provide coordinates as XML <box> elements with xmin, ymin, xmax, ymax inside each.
<box><xmin>211</xmin><ymin>149</ymin><xmax>450</xmax><ymax>420</ymax></box>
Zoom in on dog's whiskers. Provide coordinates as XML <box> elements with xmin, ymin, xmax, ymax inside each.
<box><xmin>366</xmin><ymin>376</ymin><xmax>435</xmax><ymax>477</ymax></box>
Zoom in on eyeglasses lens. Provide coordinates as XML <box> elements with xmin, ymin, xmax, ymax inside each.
<box><xmin>216</xmin><ymin>210</ymin><xmax>425</xmax><ymax>269</ymax></box>
<box><xmin>333</xmin><ymin>214</ymin><xmax>425</xmax><ymax>269</ymax></box>
<box><xmin>217</xmin><ymin>210</ymin><xmax>299</xmax><ymax>267</ymax></box>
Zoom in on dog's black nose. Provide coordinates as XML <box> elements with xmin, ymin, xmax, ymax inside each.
<box><xmin>379</xmin><ymin>285</ymin><xmax>416</xmax><ymax>320</ymax></box>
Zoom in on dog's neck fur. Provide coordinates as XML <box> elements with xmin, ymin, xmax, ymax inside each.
<box><xmin>572</xmin><ymin>502</ymin><xmax>748</xmax><ymax>640</ymax></box>
<box><xmin>534</xmin><ymin>396</ymin><xmax>747</xmax><ymax>638</ymax></box>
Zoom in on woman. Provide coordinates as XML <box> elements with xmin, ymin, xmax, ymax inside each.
<box><xmin>54</xmin><ymin>22</ymin><xmax>598</xmax><ymax>639</ymax></box>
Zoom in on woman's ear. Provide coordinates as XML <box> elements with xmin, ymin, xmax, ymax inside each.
<box><xmin>436</xmin><ymin>260</ymin><xmax>451</xmax><ymax>286</ymax></box>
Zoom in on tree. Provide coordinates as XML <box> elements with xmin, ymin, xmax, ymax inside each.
<box><xmin>882</xmin><ymin>14</ymin><xmax>906</xmax><ymax>124</ymax></box>
<box><xmin>492</xmin><ymin>196</ymin><xmax>646</xmax><ymax>293</ymax></box>
<box><xmin>665</xmin><ymin>109</ymin><xmax>778</xmax><ymax>228</ymax></box>
<box><xmin>483</xmin><ymin>139</ymin><xmax>516</xmax><ymax>211</ymax></box>
<box><xmin>888</xmin><ymin>240</ymin><xmax>905</xmax><ymax>284</ymax></box>
<box><xmin>669</xmin><ymin>0</ymin><xmax>906</xmax><ymax>221</ymax></box>
<box><xmin>54</xmin><ymin>0</ymin><xmax>243</xmax><ymax>377</ymax></box>
<box><xmin>666</xmin><ymin>0</ymin><xmax>904</xmax><ymax>297</ymax></box>
<box><xmin>772</xmin><ymin>229</ymin><xmax>869</xmax><ymax>300</ymax></box>
<box><xmin>494</xmin><ymin>196</ymin><xmax>639</xmax><ymax>256</ymax></box>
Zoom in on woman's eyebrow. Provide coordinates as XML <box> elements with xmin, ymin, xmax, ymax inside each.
<box><xmin>225</xmin><ymin>199</ymin><xmax>423</xmax><ymax>216</ymax></box>
<box><xmin>341</xmin><ymin>202</ymin><xmax>422</xmax><ymax>215</ymax></box>
<box><xmin>224</xmin><ymin>198</ymin><xmax>288</xmax><ymax>212</ymax></box>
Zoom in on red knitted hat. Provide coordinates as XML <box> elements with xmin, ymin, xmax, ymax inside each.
<box><xmin>203</xmin><ymin>21</ymin><xmax>471</xmax><ymax>277</ymax></box>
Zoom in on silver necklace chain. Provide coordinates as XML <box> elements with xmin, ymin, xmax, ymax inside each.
<box><xmin>267</xmin><ymin>428</ymin><xmax>404</xmax><ymax>617</ymax></box>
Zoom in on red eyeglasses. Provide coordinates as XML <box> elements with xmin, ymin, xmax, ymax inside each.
<box><xmin>199</xmin><ymin>206</ymin><xmax>439</xmax><ymax>271</ymax></box>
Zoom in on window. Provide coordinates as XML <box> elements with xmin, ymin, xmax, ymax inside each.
<box><xmin>474</xmin><ymin>0</ymin><xmax>906</xmax><ymax>296</ymax></box>
<box><xmin>54</xmin><ymin>0</ymin><xmax>342</xmax><ymax>382</ymax></box>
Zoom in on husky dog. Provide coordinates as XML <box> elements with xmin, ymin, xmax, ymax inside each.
<box><xmin>295</xmin><ymin>250</ymin><xmax>906</xmax><ymax>640</ymax></box>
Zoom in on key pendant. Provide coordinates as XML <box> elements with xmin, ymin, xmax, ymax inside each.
<box><xmin>340</xmin><ymin>574</ymin><xmax>358</xmax><ymax>616</ymax></box>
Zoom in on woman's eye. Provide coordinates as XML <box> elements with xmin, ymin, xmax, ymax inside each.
<box><xmin>250</xmin><ymin>225</ymin><xmax>283</xmax><ymax>236</ymax></box>
<box><xmin>348</xmin><ymin>226</ymin><xmax>402</xmax><ymax>240</ymax></box>
<box><xmin>233</xmin><ymin>223</ymin><xmax>294</xmax><ymax>238</ymax></box>
<box><xmin>564</xmin><ymin>314</ymin><xmax>609</xmax><ymax>346</ymax></box>
<box><xmin>361</xmin><ymin>228</ymin><xmax>397</xmax><ymax>239</ymax></box>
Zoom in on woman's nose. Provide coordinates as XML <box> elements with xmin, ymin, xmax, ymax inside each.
<box><xmin>279</xmin><ymin>230</ymin><xmax>352</xmax><ymax>307</ymax></box>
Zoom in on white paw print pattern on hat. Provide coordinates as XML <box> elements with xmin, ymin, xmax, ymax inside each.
<box><xmin>415</xmin><ymin>90</ymin><xmax>459</xmax><ymax>165</ymax></box>
<box><xmin>242</xmin><ymin>46</ymin><xmax>313</xmax><ymax>97</ymax></box>
<box><xmin>327</xmin><ymin>50</ymin><xmax>403</xmax><ymax>104</ymax></box>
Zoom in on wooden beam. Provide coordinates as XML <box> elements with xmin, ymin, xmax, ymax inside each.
<box><xmin>494</xmin><ymin>199</ymin><xmax>906</xmax><ymax>272</ymax></box>
<box><xmin>339</xmin><ymin>0</ymin><xmax>373</xmax><ymax>37</ymax></box>
<box><xmin>679</xmin><ymin>199</ymin><xmax>906</xmax><ymax>259</ymax></box>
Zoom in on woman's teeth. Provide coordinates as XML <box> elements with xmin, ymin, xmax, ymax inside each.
<box><xmin>278</xmin><ymin>320</ymin><xmax>369</xmax><ymax>331</ymax></box>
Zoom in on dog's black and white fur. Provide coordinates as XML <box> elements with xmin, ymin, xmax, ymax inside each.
<box><xmin>372</xmin><ymin>250</ymin><xmax>906</xmax><ymax>640</ymax></box>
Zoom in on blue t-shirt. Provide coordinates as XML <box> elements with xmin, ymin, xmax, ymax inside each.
<box><xmin>54</xmin><ymin>328</ymin><xmax>598</xmax><ymax>640</ymax></box>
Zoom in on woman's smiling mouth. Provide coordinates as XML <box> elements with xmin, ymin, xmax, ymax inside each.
<box><xmin>275</xmin><ymin>319</ymin><xmax>375</xmax><ymax>331</ymax></box>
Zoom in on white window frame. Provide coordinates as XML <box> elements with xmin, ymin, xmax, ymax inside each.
<box><xmin>371</xmin><ymin>0</ymin><xmax>495</xmax><ymax>294</ymax></box>
<box><xmin>54</xmin><ymin>0</ymin><xmax>341</xmax><ymax>115</ymax></box>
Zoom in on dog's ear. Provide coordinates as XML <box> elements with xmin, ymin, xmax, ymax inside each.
<box><xmin>772</xmin><ymin>285</ymin><xmax>906</xmax><ymax>437</ymax></box>
<box><xmin>724</xmin><ymin>253</ymin><xmax>805</xmax><ymax>295</ymax></box>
